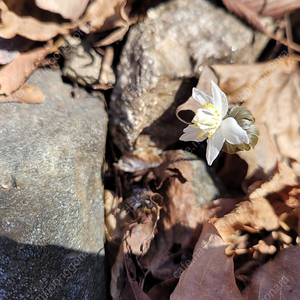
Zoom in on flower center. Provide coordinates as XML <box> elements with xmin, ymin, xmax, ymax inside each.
<box><xmin>192</xmin><ymin>102</ymin><xmax>221</xmax><ymax>138</ymax></box>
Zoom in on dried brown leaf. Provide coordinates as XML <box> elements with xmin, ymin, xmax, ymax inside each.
<box><xmin>222</xmin><ymin>0</ymin><xmax>300</xmax><ymax>52</ymax></box>
<box><xmin>110</xmin><ymin>192</ymin><xmax>160</xmax><ymax>299</ymax></box>
<box><xmin>243</xmin><ymin>245</ymin><xmax>300</xmax><ymax>299</ymax></box>
<box><xmin>80</xmin><ymin>0</ymin><xmax>123</xmax><ymax>32</ymax></box>
<box><xmin>35</xmin><ymin>0</ymin><xmax>90</xmax><ymax>21</ymax></box>
<box><xmin>147</xmin><ymin>278</ymin><xmax>178</xmax><ymax>300</ymax></box>
<box><xmin>0</xmin><ymin>1</ymin><xmax>72</xmax><ymax>41</ymax></box>
<box><xmin>0</xmin><ymin>42</ymin><xmax>52</xmax><ymax>96</ymax></box>
<box><xmin>222</xmin><ymin>0</ymin><xmax>266</xmax><ymax>33</ymax></box>
<box><xmin>214</xmin><ymin>197</ymin><xmax>279</xmax><ymax>244</ymax></box>
<box><xmin>124</xmin><ymin>212</ymin><xmax>159</xmax><ymax>256</ymax></box>
<box><xmin>80</xmin><ymin>0</ymin><xmax>137</xmax><ymax>45</ymax></box>
<box><xmin>249</xmin><ymin>162</ymin><xmax>299</xmax><ymax>200</ymax></box>
<box><xmin>170</xmin><ymin>222</ymin><xmax>243</xmax><ymax>300</ymax></box>
<box><xmin>226</xmin><ymin>0</ymin><xmax>300</xmax><ymax>20</ymax></box>
<box><xmin>123</xmin><ymin>254</ymin><xmax>152</xmax><ymax>300</ymax></box>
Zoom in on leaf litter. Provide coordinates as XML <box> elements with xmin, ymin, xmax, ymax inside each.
<box><xmin>0</xmin><ymin>0</ymin><xmax>139</xmax><ymax>101</ymax></box>
<box><xmin>107</xmin><ymin>144</ymin><xmax>300</xmax><ymax>299</ymax></box>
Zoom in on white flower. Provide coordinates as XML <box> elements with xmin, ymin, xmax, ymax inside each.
<box><xmin>179</xmin><ymin>81</ymin><xmax>250</xmax><ymax>165</ymax></box>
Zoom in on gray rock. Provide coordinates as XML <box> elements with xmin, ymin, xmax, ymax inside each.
<box><xmin>62</xmin><ymin>37</ymin><xmax>115</xmax><ymax>87</ymax></box>
<box><xmin>167</xmin><ymin>149</ymin><xmax>224</xmax><ymax>207</ymax></box>
<box><xmin>186</xmin><ymin>152</ymin><xmax>224</xmax><ymax>207</ymax></box>
<box><xmin>0</xmin><ymin>69</ymin><xmax>107</xmax><ymax>299</ymax></box>
<box><xmin>110</xmin><ymin>0</ymin><xmax>269</xmax><ymax>153</ymax></box>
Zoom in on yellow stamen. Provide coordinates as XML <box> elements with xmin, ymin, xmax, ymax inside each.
<box><xmin>202</xmin><ymin>105</ymin><xmax>205</xmax><ymax>108</ymax></box>
<box><xmin>198</xmin><ymin>133</ymin><xmax>203</xmax><ymax>136</ymax></box>
<box><xmin>207</xmin><ymin>133</ymin><xmax>210</xmax><ymax>138</ymax></box>
<box><xmin>215</xmin><ymin>110</ymin><xmax>218</xmax><ymax>113</ymax></box>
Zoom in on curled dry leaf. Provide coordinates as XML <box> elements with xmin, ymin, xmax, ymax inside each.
<box><xmin>214</xmin><ymin>197</ymin><xmax>279</xmax><ymax>244</ymax></box>
<box><xmin>110</xmin><ymin>191</ymin><xmax>160</xmax><ymax>300</ymax></box>
<box><xmin>215</xmin><ymin>165</ymin><xmax>297</xmax><ymax>243</ymax></box>
<box><xmin>0</xmin><ymin>1</ymin><xmax>72</xmax><ymax>41</ymax></box>
<box><xmin>124</xmin><ymin>206</ymin><xmax>160</xmax><ymax>256</ymax></box>
<box><xmin>0</xmin><ymin>41</ymin><xmax>52</xmax><ymax>96</ymax></box>
<box><xmin>243</xmin><ymin>245</ymin><xmax>300</xmax><ymax>299</ymax></box>
<box><xmin>209</xmin><ymin>55</ymin><xmax>300</xmax><ymax>177</ymax></box>
<box><xmin>248</xmin><ymin>162</ymin><xmax>299</xmax><ymax>200</ymax></box>
<box><xmin>35</xmin><ymin>0</ymin><xmax>90</xmax><ymax>21</ymax></box>
<box><xmin>80</xmin><ymin>0</ymin><xmax>137</xmax><ymax>46</ymax></box>
<box><xmin>170</xmin><ymin>222</ymin><xmax>243</xmax><ymax>300</ymax></box>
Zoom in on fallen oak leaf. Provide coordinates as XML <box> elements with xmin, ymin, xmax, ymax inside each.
<box><xmin>170</xmin><ymin>221</ymin><xmax>243</xmax><ymax>300</ymax></box>
<box><xmin>242</xmin><ymin>245</ymin><xmax>300</xmax><ymax>299</ymax></box>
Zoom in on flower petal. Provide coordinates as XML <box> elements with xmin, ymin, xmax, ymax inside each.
<box><xmin>220</xmin><ymin>117</ymin><xmax>250</xmax><ymax>145</ymax></box>
<box><xmin>211</xmin><ymin>81</ymin><xmax>228</xmax><ymax>118</ymax></box>
<box><xmin>179</xmin><ymin>126</ymin><xmax>207</xmax><ymax>142</ymax></box>
<box><xmin>206</xmin><ymin>128</ymin><xmax>225</xmax><ymax>166</ymax></box>
<box><xmin>192</xmin><ymin>87</ymin><xmax>213</xmax><ymax>106</ymax></box>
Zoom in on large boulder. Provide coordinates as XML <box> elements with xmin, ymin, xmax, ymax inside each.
<box><xmin>110</xmin><ymin>0</ymin><xmax>269</xmax><ymax>153</ymax></box>
<box><xmin>0</xmin><ymin>69</ymin><xmax>107</xmax><ymax>299</ymax></box>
